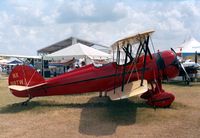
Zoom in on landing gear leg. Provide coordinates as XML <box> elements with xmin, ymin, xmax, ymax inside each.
<box><xmin>104</xmin><ymin>92</ymin><xmax>107</xmax><ymax>97</ymax></box>
<box><xmin>21</xmin><ymin>95</ymin><xmax>32</xmax><ymax>106</ymax></box>
<box><xmin>99</xmin><ymin>92</ymin><xmax>102</xmax><ymax>97</ymax></box>
<box><xmin>147</xmin><ymin>80</ymin><xmax>175</xmax><ymax>108</ymax></box>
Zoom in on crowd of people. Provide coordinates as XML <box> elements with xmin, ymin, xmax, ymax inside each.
<box><xmin>0</xmin><ymin>65</ymin><xmax>14</xmax><ymax>75</ymax></box>
<box><xmin>49</xmin><ymin>61</ymin><xmax>86</xmax><ymax>77</ymax></box>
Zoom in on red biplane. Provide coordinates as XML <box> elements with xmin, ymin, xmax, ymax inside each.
<box><xmin>8</xmin><ymin>30</ymin><xmax>184</xmax><ymax>107</ymax></box>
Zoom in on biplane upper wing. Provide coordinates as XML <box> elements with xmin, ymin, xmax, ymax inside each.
<box><xmin>111</xmin><ymin>30</ymin><xmax>155</xmax><ymax>49</ymax></box>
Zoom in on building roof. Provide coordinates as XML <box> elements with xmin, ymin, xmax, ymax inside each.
<box><xmin>37</xmin><ymin>37</ymin><xmax>109</xmax><ymax>55</ymax></box>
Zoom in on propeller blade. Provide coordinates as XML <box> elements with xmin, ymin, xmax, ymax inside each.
<box><xmin>171</xmin><ymin>48</ymin><xmax>177</xmax><ymax>56</ymax></box>
<box><xmin>171</xmin><ymin>48</ymin><xmax>190</xmax><ymax>82</ymax></box>
<box><xmin>180</xmin><ymin>63</ymin><xmax>190</xmax><ymax>81</ymax></box>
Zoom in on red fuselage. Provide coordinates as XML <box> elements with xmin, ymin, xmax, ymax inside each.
<box><xmin>9</xmin><ymin>50</ymin><xmax>179</xmax><ymax>98</ymax></box>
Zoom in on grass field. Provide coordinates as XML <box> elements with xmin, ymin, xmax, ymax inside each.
<box><xmin>0</xmin><ymin>75</ymin><xmax>200</xmax><ymax>138</ymax></box>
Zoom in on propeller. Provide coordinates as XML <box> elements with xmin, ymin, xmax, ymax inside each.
<box><xmin>171</xmin><ymin>48</ymin><xmax>190</xmax><ymax>82</ymax></box>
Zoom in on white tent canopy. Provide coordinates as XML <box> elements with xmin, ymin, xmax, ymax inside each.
<box><xmin>44</xmin><ymin>43</ymin><xmax>111</xmax><ymax>60</ymax></box>
<box><xmin>175</xmin><ymin>37</ymin><xmax>200</xmax><ymax>53</ymax></box>
<box><xmin>0</xmin><ymin>59</ymin><xmax>9</xmax><ymax>65</ymax></box>
<box><xmin>0</xmin><ymin>58</ymin><xmax>23</xmax><ymax>65</ymax></box>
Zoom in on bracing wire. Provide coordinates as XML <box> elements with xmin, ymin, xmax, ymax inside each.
<box><xmin>127</xmin><ymin>45</ymin><xmax>140</xmax><ymax>83</ymax></box>
<box><xmin>150</xmin><ymin>36</ymin><xmax>156</xmax><ymax>54</ymax></box>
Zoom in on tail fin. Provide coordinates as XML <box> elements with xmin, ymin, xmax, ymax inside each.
<box><xmin>8</xmin><ymin>65</ymin><xmax>45</xmax><ymax>87</ymax></box>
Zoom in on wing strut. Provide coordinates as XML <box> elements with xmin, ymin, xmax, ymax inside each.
<box><xmin>121</xmin><ymin>44</ymin><xmax>129</xmax><ymax>92</ymax></box>
<box><xmin>132</xmin><ymin>35</ymin><xmax>151</xmax><ymax>86</ymax></box>
<box><xmin>139</xmin><ymin>35</ymin><xmax>150</xmax><ymax>86</ymax></box>
<box><xmin>114</xmin><ymin>45</ymin><xmax>121</xmax><ymax>94</ymax></box>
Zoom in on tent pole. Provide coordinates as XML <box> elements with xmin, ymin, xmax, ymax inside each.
<box><xmin>42</xmin><ymin>56</ymin><xmax>44</xmax><ymax>77</ymax></box>
<box><xmin>112</xmin><ymin>48</ymin><xmax>114</xmax><ymax>62</ymax></box>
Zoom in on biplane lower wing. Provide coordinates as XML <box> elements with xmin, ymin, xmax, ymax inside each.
<box><xmin>107</xmin><ymin>80</ymin><xmax>148</xmax><ymax>100</ymax></box>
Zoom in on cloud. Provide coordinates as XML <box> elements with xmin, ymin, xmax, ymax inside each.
<box><xmin>0</xmin><ymin>0</ymin><xmax>200</xmax><ymax>55</ymax></box>
<box><xmin>56</xmin><ymin>0</ymin><xmax>127</xmax><ymax>23</ymax></box>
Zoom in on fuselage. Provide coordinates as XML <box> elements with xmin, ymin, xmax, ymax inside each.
<box><xmin>9</xmin><ymin>50</ymin><xmax>179</xmax><ymax>98</ymax></box>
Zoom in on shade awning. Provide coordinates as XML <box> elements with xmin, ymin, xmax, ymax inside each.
<box><xmin>0</xmin><ymin>59</ymin><xmax>9</xmax><ymax>65</ymax></box>
<box><xmin>175</xmin><ymin>37</ymin><xmax>200</xmax><ymax>53</ymax></box>
<box><xmin>7</xmin><ymin>60</ymin><xmax>22</xmax><ymax>65</ymax></box>
<box><xmin>44</xmin><ymin>43</ymin><xmax>111</xmax><ymax>60</ymax></box>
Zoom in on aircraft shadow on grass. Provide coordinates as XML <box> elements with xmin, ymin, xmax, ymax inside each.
<box><xmin>78</xmin><ymin>98</ymin><xmax>186</xmax><ymax>136</ymax></box>
<box><xmin>0</xmin><ymin>97</ymin><xmax>153</xmax><ymax>136</ymax></box>
<box><xmin>79</xmin><ymin>97</ymin><xmax>148</xmax><ymax>136</ymax></box>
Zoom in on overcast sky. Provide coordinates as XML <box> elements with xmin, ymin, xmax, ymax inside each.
<box><xmin>0</xmin><ymin>0</ymin><xmax>200</xmax><ymax>55</ymax></box>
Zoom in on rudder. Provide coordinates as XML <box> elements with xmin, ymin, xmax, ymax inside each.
<box><xmin>8</xmin><ymin>65</ymin><xmax>45</xmax><ymax>87</ymax></box>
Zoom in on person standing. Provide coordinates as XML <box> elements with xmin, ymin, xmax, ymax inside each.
<box><xmin>0</xmin><ymin>65</ymin><xmax>2</xmax><ymax>79</ymax></box>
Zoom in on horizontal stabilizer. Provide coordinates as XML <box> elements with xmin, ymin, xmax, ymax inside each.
<box><xmin>8</xmin><ymin>83</ymin><xmax>46</xmax><ymax>91</ymax></box>
<box><xmin>107</xmin><ymin>80</ymin><xmax>148</xmax><ymax>101</ymax></box>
